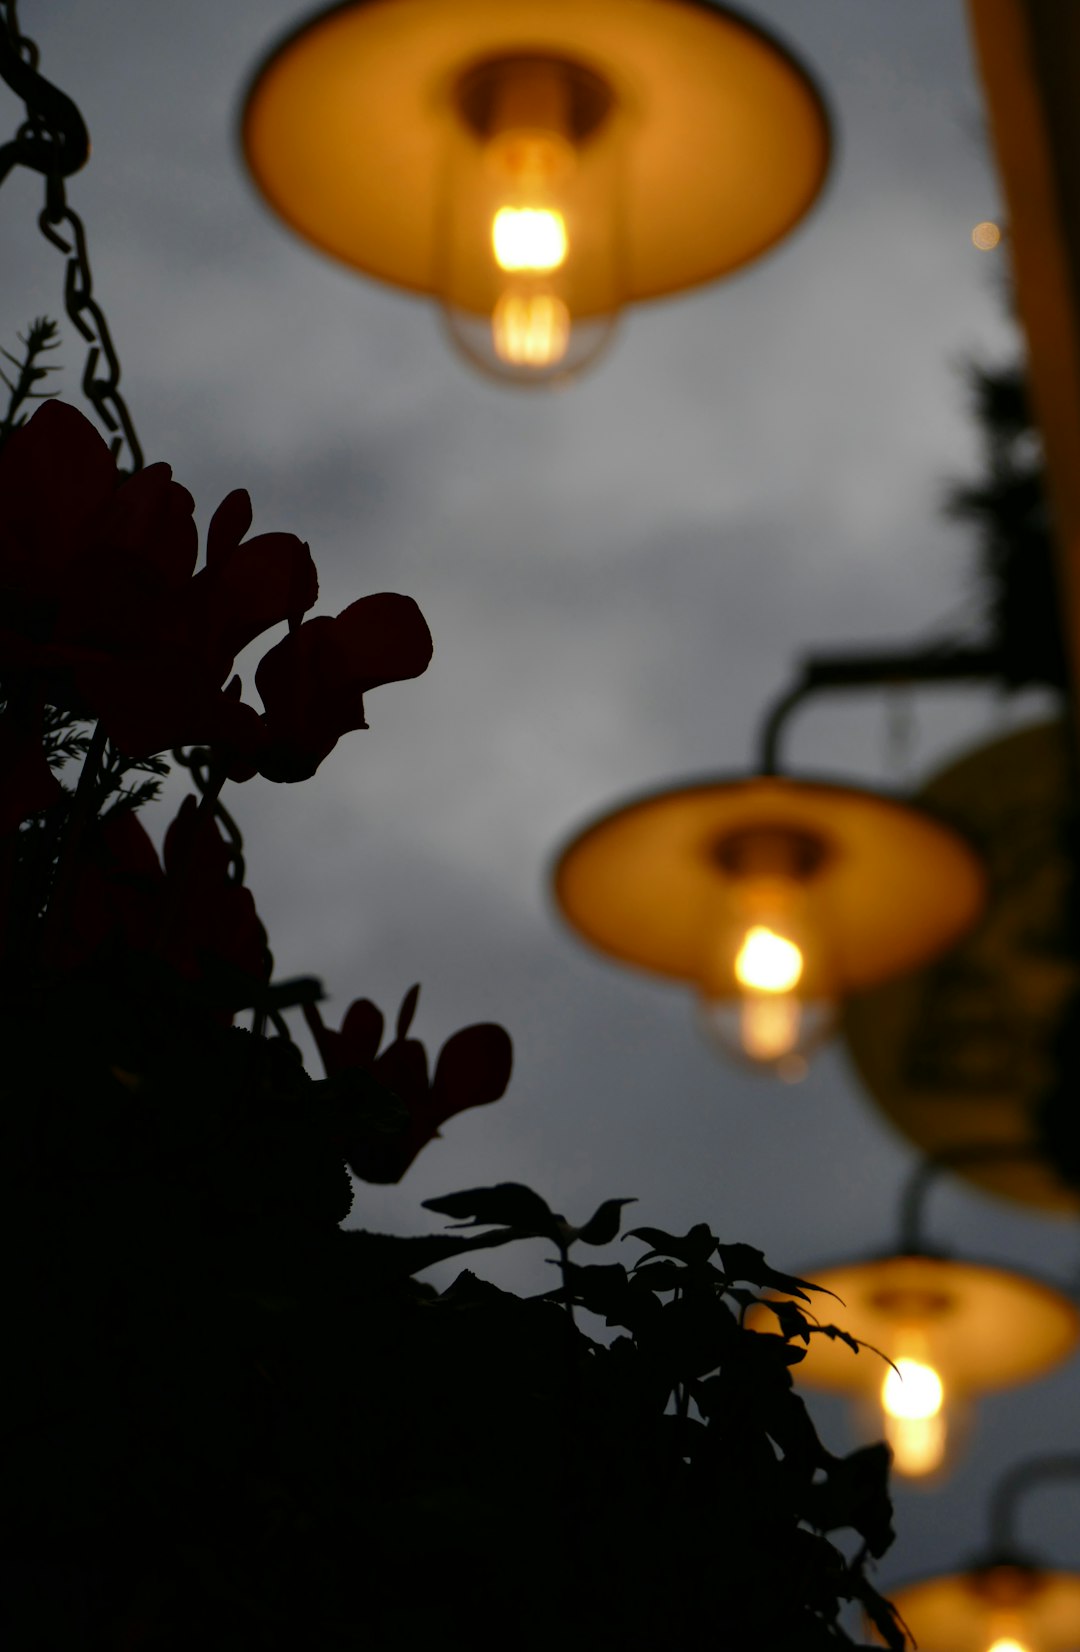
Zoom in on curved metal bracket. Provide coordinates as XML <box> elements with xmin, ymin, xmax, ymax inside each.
<box><xmin>758</xmin><ymin>644</ymin><xmax>1005</xmax><ymax>775</ymax></box>
<box><xmin>987</xmin><ymin>1453</ymin><xmax>1080</xmax><ymax>1556</ymax></box>
<box><xmin>896</xmin><ymin>1142</ymin><xmax>1047</xmax><ymax>1254</ymax></box>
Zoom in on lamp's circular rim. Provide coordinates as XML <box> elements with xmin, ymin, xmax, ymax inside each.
<box><xmin>750</xmin><ymin>1249</ymin><xmax>1080</xmax><ymax>1395</ymax></box>
<box><xmin>550</xmin><ymin>772</ymin><xmax>988</xmax><ymax>994</ymax></box>
<box><xmin>239</xmin><ymin>0</ymin><xmax>833</xmax><ymax>304</ymax></box>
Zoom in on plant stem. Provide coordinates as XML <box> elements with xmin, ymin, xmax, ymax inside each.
<box><xmin>0</xmin><ymin>318</ymin><xmax>60</xmax><ymax>448</ymax></box>
<box><xmin>39</xmin><ymin>717</ymin><xmax>107</xmax><ymax>959</ymax></box>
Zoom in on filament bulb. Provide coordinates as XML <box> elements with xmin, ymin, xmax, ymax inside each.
<box><xmin>492</xmin><ymin>206</ymin><xmax>568</xmax><ymax>272</ymax></box>
<box><xmin>492</xmin><ymin>291</ymin><xmax>570</xmax><ymax>367</ymax></box>
<box><xmin>441</xmin><ymin>55</ymin><xmax>623</xmax><ymax>384</ymax></box>
<box><xmin>734</xmin><ymin>925</ymin><xmax>804</xmax><ymax>992</ymax></box>
<box><xmin>696</xmin><ymin>827</ymin><xmax>835</xmax><ymax>1073</ymax></box>
<box><xmin>732</xmin><ymin>925</ymin><xmax>806</xmax><ymax>1061</ymax></box>
<box><xmin>881</xmin><ymin>1357</ymin><xmax>948</xmax><ymax>1478</ymax></box>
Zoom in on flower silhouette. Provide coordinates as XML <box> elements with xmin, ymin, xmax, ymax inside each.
<box><xmin>231</xmin><ymin>592</ymin><xmax>434</xmax><ymax>783</ymax></box>
<box><xmin>0</xmin><ymin>400</ymin><xmax>318</xmax><ymax>759</ymax></box>
<box><xmin>42</xmin><ymin>795</ymin><xmax>269</xmax><ymax>1010</ymax></box>
<box><xmin>307</xmin><ymin>983</ymin><xmax>512</xmax><ymax>1182</ymax></box>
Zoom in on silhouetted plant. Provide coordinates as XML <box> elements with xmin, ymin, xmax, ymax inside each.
<box><xmin>2</xmin><ymin>401</ymin><xmax>905</xmax><ymax>1650</ymax></box>
<box><xmin>948</xmin><ymin>359</ymin><xmax>1068</xmax><ymax>690</ymax></box>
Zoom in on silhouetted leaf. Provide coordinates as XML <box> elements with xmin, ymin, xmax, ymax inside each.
<box><xmin>573</xmin><ymin>1197</ymin><xmax>636</xmax><ymax>1246</ymax></box>
<box><xmin>760</xmin><ymin>1297</ymin><xmax>815</xmax><ymax>1343</ymax></box>
<box><xmin>630</xmin><ymin>1259</ymin><xmax>692</xmax><ymax>1295</ymax></box>
<box><xmin>625</xmin><ymin>1223</ymin><xmax>717</xmax><ymax>1265</ymax></box>
<box><xmin>423</xmin><ymin>1181</ymin><xmax>560</xmax><ymax>1239</ymax></box>
<box><xmin>850</xmin><ymin>1576</ymin><xmax>911</xmax><ymax>1652</ymax></box>
<box><xmin>540</xmin><ymin>1260</ymin><xmax>634</xmax><ymax>1318</ymax></box>
<box><xmin>396</xmin><ymin>982</ymin><xmax>421</xmax><ymax>1040</ymax></box>
<box><xmin>810</xmin><ymin>1322</ymin><xmax>896</xmax><ymax>1374</ymax></box>
<box><xmin>716</xmin><ymin>1243</ymin><xmax>839</xmax><ymax>1303</ymax></box>
<box><xmin>431</xmin><ymin>1022</ymin><xmax>512</xmax><ymax>1114</ymax></box>
<box><xmin>806</xmin><ymin>1444</ymin><xmax>895</xmax><ymax>1557</ymax></box>
<box><xmin>343</xmin><ymin>1226</ymin><xmax>521</xmax><ymax>1277</ymax></box>
<box><xmin>646</xmin><ymin>1292</ymin><xmax>740</xmax><ymax>1379</ymax></box>
<box><xmin>259</xmin><ymin>975</ymin><xmax>324</xmax><ymax>1010</ymax></box>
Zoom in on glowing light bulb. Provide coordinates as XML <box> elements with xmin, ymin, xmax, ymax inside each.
<box><xmin>696</xmin><ymin>829</ymin><xmax>836</xmax><ymax>1072</ymax></box>
<box><xmin>881</xmin><ymin>1357</ymin><xmax>948</xmax><ymax>1478</ymax></box>
<box><xmin>731</xmin><ymin>925</ymin><xmax>806</xmax><ymax>1061</ymax></box>
<box><xmin>492</xmin><ymin>290</ymin><xmax>570</xmax><ymax>367</ymax></box>
<box><xmin>441</xmin><ymin>55</ymin><xmax>623</xmax><ymax>384</ymax></box>
<box><xmin>987</xmin><ymin>1639</ymin><xmax>1030</xmax><ymax>1652</ymax></box>
<box><xmin>492</xmin><ymin>206</ymin><xmax>568</xmax><ymax>272</ymax></box>
<box><xmin>735</xmin><ymin>925</ymin><xmax>803</xmax><ymax>992</ymax></box>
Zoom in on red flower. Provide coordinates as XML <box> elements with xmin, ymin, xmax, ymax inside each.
<box><xmin>307</xmin><ymin>984</ymin><xmax>512</xmax><ymax>1183</ymax></box>
<box><xmin>0</xmin><ymin>402</ymin><xmax>318</xmax><ymax>758</ymax></box>
<box><xmin>160</xmin><ymin>795</ymin><xmax>270</xmax><ymax>992</ymax></box>
<box><xmin>41</xmin><ymin>796</ymin><xmax>269</xmax><ymax>1012</ymax></box>
<box><xmin>232</xmin><ymin>593</ymin><xmax>434</xmax><ymax>783</ymax></box>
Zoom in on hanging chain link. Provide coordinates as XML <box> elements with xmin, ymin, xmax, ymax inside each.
<box><xmin>37</xmin><ymin>186</ymin><xmax>144</xmax><ymax>474</ymax></box>
<box><xmin>0</xmin><ymin>0</ymin><xmax>143</xmax><ymax>473</ymax></box>
<box><xmin>171</xmin><ymin>747</ymin><xmax>247</xmax><ymax>887</ymax></box>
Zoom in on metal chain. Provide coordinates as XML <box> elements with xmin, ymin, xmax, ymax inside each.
<box><xmin>0</xmin><ymin>0</ymin><xmax>143</xmax><ymax>473</ymax></box>
<box><xmin>171</xmin><ymin>747</ymin><xmax>247</xmax><ymax>887</ymax></box>
<box><xmin>38</xmin><ymin>187</ymin><xmax>144</xmax><ymax>473</ymax></box>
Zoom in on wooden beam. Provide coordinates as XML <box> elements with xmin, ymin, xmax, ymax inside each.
<box><xmin>966</xmin><ymin>0</ymin><xmax>1080</xmax><ymax>691</ymax></box>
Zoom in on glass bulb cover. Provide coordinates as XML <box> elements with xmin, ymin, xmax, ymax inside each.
<box><xmin>865</xmin><ymin>1338</ymin><xmax>971</xmax><ymax>1482</ymax></box>
<box><xmin>694</xmin><ymin>831</ymin><xmax>837</xmax><ymax>1071</ymax></box>
<box><xmin>438</xmin><ymin>55</ymin><xmax>624</xmax><ymax>383</ymax></box>
<box><xmin>698</xmin><ymin>991</ymin><xmax>834</xmax><ymax>1076</ymax></box>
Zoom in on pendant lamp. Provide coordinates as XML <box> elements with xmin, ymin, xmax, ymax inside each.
<box><xmin>872</xmin><ymin>1456</ymin><xmax>1080</xmax><ymax>1649</ymax></box>
<box><xmin>241</xmin><ymin>0</ymin><xmax>830</xmax><ymax>384</ymax></box>
<box><xmin>553</xmin><ymin>774</ymin><xmax>986</xmax><ymax>1077</ymax></box>
<box><xmin>768</xmin><ymin>1249</ymin><xmax>1079</xmax><ymax>1482</ymax></box>
<box><xmin>748</xmin><ymin>1161</ymin><xmax>1079</xmax><ymax>1482</ymax></box>
<box><xmin>883</xmin><ymin>1562</ymin><xmax>1080</xmax><ymax>1652</ymax></box>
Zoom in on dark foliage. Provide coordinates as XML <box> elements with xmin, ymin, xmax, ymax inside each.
<box><xmin>948</xmin><ymin>361</ymin><xmax>1069</xmax><ymax>689</ymax></box>
<box><xmin>1</xmin><ymin>401</ymin><xmax>905</xmax><ymax>1649</ymax></box>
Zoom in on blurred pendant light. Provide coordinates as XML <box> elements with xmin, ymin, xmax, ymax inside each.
<box><xmin>552</xmin><ymin>775</ymin><xmax>986</xmax><ymax>1077</ymax></box>
<box><xmin>777</xmin><ymin>1250</ymin><xmax>1079</xmax><ymax>1482</ymax></box>
<box><xmin>749</xmin><ymin>1161</ymin><xmax>1080</xmax><ymax>1483</ymax></box>
<box><xmin>871</xmin><ymin>1455</ymin><xmax>1080</xmax><ymax>1649</ymax></box>
<box><xmin>884</xmin><ymin>1562</ymin><xmax>1080</xmax><ymax>1652</ymax></box>
<box><xmin>240</xmin><ymin>0</ymin><xmax>830</xmax><ymax>385</ymax></box>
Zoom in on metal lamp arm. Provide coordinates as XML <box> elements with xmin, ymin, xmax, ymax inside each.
<box><xmin>988</xmin><ymin>1453</ymin><xmax>1080</xmax><ymax>1556</ymax></box>
<box><xmin>758</xmin><ymin>644</ymin><xmax>1004</xmax><ymax>775</ymax></box>
<box><xmin>897</xmin><ymin>1143</ymin><xmax>1046</xmax><ymax>1255</ymax></box>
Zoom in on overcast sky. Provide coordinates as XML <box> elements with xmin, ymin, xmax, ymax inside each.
<box><xmin>6</xmin><ymin>0</ymin><xmax>1080</xmax><ymax>1598</ymax></box>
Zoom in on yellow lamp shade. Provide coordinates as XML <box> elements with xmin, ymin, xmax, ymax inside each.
<box><xmin>552</xmin><ymin>776</ymin><xmax>986</xmax><ymax>994</ymax></box>
<box><xmin>241</xmin><ymin>0</ymin><xmax>830</xmax><ymax>380</ymax></box>
<box><xmin>875</xmin><ymin>1565</ymin><xmax>1080</xmax><ymax>1652</ymax></box>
